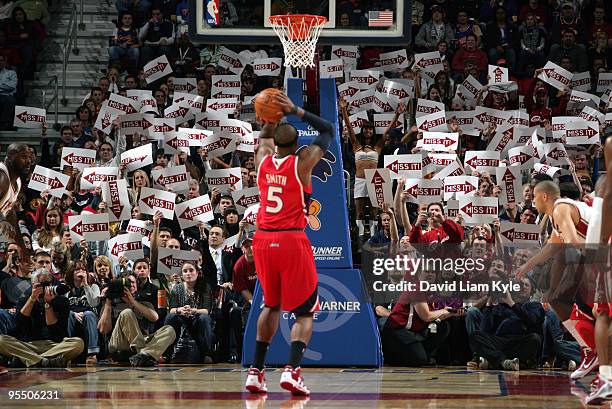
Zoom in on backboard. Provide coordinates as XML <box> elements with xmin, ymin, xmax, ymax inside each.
<box><xmin>188</xmin><ymin>0</ymin><xmax>411</xmax><ymax>46</ymax></box>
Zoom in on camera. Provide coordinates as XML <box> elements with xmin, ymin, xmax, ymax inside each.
<box><xmin>38</xmin><ymin>282</ymin><xmax>70</xmax><ymax>297</ymax></box>
<box><xmin>106</xmin><ymin>278</ymin><xmax>131</xmax><ymax>301</ymax></box>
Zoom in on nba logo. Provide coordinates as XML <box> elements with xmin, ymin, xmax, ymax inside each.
<box><xmin>205</xmin><ymin>0</ymin><xmax>220</xmax><ymax>25</ymax></box>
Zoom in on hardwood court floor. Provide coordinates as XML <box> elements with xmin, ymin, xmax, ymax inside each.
<box><xmin>0</xmin><ymin>365</ymin><xmax>600</xmax><ymax>408</ymax></box>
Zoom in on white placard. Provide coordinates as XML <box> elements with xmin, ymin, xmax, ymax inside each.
<box><xmin>571</xmin><ymin>71</ymin><xmax>591</xmax><ymax>92</ymax></box>
<box><xmin>148</xmin><ymin>117</ymin><xmax>175</xmax><ymax>141</ymax></box>
<box><xmin>139</xmin><ymin>186</ymin><xmax>177</xmax><ymax>219</ymax></box>
<box><xmin>459</xmin><ymin>75</ymin><xmax>483</xmax><ymax>101</ymax></box>
<box><xmin>464</xmin><ymin>151</ymin><xmax>500</xmax><ymax>173</ymax></box>
<box><xmin>93</xmin><ymin>102</ymin><xmax>116</xmax><ymax>135</ymax></box>
<box><xmin>372</xmin><ymin>90</ymin><xmax>395</xmax><ymax>113</ymax></box>
<box><xmin>68</xmin><ymin>213</ymin><xmax>110</xmax><ymax>242</ymax></box>
<box><xmin>211</xmin><ymin>75</ymin><xmax>241</xmax><ymax>99</ymax></box>
<box><xmin>499</xmin><ymin>222</ymin><xmax>541</xmax><ymax>247</ymax></box>
<box><xmin>101</xmin><ymin>179</ymin><xmax>131</xmax><ymax>222</ymax></box>
<box><xmin>458</xmin><ymin>196</ymin><xmax>499</xmax><ymax>225</ymax></box>
<box><xmin>194</xmin><ymin>111</ymin><xmax>227</xmax><ymax>129</ymax></box>
<box><xmin>507</xmin><ymin>110</ymin><xmax>530</xmax><ymax>128</ymax></box>
<box><xmin>28</xmin><ymin>165</ymin><xmax>69</xmax><ymax>198</ymax></box>
<box><xmin>119</xmin><ymin>113</ymin><xmax>155</xmax><ymax>137</ymax></box>
<box><xmin>173</xmin><ymin>77</ymin><xmax>197</xmax><ymax>94</ymax></box>
<box><xmin>580</xmin><ymin>106</ymin><xmax>605</xmax><ymax>124</ymax></box>
<box><xmin>413</xmin><ymin>51</ymin><xmax>443</xmax><ymax>82</ymax></box>
<box><xmin>126</xmin><ymin>219</ymin><xmax>152</xmax><ymax>237</ymax></box>
<box><xmin>542</xmin><ymin>143</ymin><xmax>571</xmax><ymax>166</ymax></box>
<box><xmin>175</xmin><ymin>194</ymin><xmax>215</xmax><ymax>229</ymax></box>
<box><xmin>231</xmin><ymin>187</ymin><xmax>260</xmax><ymax>215</ymax></box>
<box><xmin>177</xmin><ymin>127</ymin><xmax>213</xmax><ymax>147</ymax></box>
<box><xmin>597</xmin><ymin>72</ymin><xmax>612</xmax><ymax>93</ymax></box>
<box><xmin>218</xmin><ymin>46</ymin><xmax>248</xmax><ymax>75</ymax></box>
<box><xmin>416</xmin><ymin>98</ymin><xmax>445</xmax><ymax>118</ymax></box>
<box><xmin>443</xmin><ymin>176</ymin><xmax>478</xmax><ymax>201</ymax></box>
<box><xmin>120</xmin><ymin>144</ymin><xmax>153</xmax><ymax>172</ymax></box>
<box><xmin>164</xmin><ymin>131</ymin><xmax>189</xmax><ymax>154</ymax></box>
<box><xmin>428</xmin><ymin>153</ymin><xmax>458</xmax><ymax>170</ymax></box>
<box><xmin>338</xmin><ymin>81</ymin><xmax>363</xmax><ymax>99</ymax></box>
<box><xmin>379</xmin><ymin>49</ymin><xmax>409</xmax><ymax>72</ymax></box>
<box><xmin>13</xmin><ymin>106</ymin><xmax>46</xmax><ymax>128</ymax></box>
<box><xmin>421</xmin><ymin>132</ymin><xmax>458</xmax><ymax>152</ymax></box>
<box><xmin>206</xmin><ymin>97</ymin><xmax>239</xmax><ymax>114</ymax></box>
<box><xmin>564</xmin><ymin>120</ymin><xmax>600</xmax><ymax>145</ymax></box>
<box><xmin>164</xmin><ymin>101</ymin><xmax>193</xmax><ymax>125</ymax></box>
<box><xmin>108</xmin><ymin>233</ymin><xmax>144</xmax><ymax>261</ymax></box>
<box><xmin>402</xmin><ymin>179</ymin><xmax>443</xmax><ymax>205</ymax></box>
<box><xmin>486</xmin><ymin>124</ymin><xmax>516</xmax><ymax>155</ymax></box>
<box><xmin>127</xmin><ymin>89</ymin><xmax>157</xmax><ymax>113</ymax></box>
<box><xmin>206</xmin><ymin>167</ymin><xmax>243</xmax><ymax>193</ymax></box>
<box><xmin>319</xmin><ymin>59</ymin><xmax>344</xmax><ymax>79</ymax></box>
<box><xmin>488</xmin><ymin>64</ymin><xmax>509</xmax><ymax>84</ymax></box>
<box><xmin>382</xmin><ymin>79</ymin><xmax>413</xmax><ymax>101</ymax></box>
<box><xmin>331</xmin><ymin>45</ymin><xmax>359</xmax><ymax>67</ymax></box>
<box><xmin>81</xmin><ymin>167</ymin><xmax>118</xmax><ymax>190</ymax></box>
<box><xmin>534</xmin><ymin>163</ymin><xmax>563</xmax><ymax>177</ymax></box>
<box><xmin>364</xmin><ymin>168</ymin><xmax>393</xmax><ymax>208</ymax></box>
<box><xmin>474</xmin><ymin>106</ymin><xmax>510</xmax><ymax>129</ymax></box>
<box><xmin>416</xmin><ymin>110</ymin><xmax>447</xmax><ymax>132</ymax></box>
<box><xmin>60</xmin><ymin>147</ymin><xmax>96</xmax><ymax>171</ymax></box>
<box><xmin>108</xmin><ymin>93</ymin><xmax>139</xmax><ymax>115</ymax></box>
<box><xmin>384</xmin><ymin>154</ymin><xmax>429</xmax><ymax>179</ymax></box>
<box><xmin>143</xmin><ymin>54</ymin><xmax>173</xmax><ymax>84</ymax></box>
<box><xmin>508</xmin><ymin>145</ymin><xmax>534</xmax><ymax>169</ymax></box>
<box><xmin>496</xmin><ymin>166</ymin><xmax>523</xmax><ymax>206</ymax></box>
<box><xmin>151</xmin><ymin>165</ymin><xmax>189</xmax><ymax>193</ymax></box>
<box><xmin>446</xmin><ymin>111</ymin><xmax>478</xmax><ymax>135</ymax></box>
<box><xmin>349</xmin><ymin>69</ymin><xmax>380</xmax><ymax>86</ymax></box>
<box><xmin>349</xmin><ymin>111</ymin><xmax>370</xmax><ymax>134</ymax></box>
<box><xmin>252</xmin><ymin>58</ymin><xmax>282</xmax><ymax>76</ymax></box>
<box><xmin>157</xmin><ymin>248</ymin><xmax>200</xmax><ymax>276</ymax></box>
<box><xmin>538</xmin><ymin>61</ymin><xmax>572</xmax><ymax>91</ymax></box>
<box><xmin>373</xmin><ymin>113</ymin><xmax>403</xmax><ymax>134</ymax></box>
<box><xmin>348</xmin><ymin>88</ymin><xmax>375</xmax><ymax>111</ymax></box>
<box><xmin>432</xmin><ymin>161</ymin><xmax>464</xmax><ymax>180</ymax></box>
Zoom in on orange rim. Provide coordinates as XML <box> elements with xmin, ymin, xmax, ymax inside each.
<box><xmin>269</xmin><ymin>14</ymin><xmax>327</xmax><ymax>41</ymax></box>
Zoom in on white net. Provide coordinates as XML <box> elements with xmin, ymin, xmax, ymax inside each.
<box><xmin>269</xmin><ymin>15</ymin><xmax>327</xmax><ymax>68</ymax></box>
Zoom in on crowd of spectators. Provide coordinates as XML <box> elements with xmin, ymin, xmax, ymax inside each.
<box><xmin>0</xmin><ymin>0</ymin><xmax>610</xmax><ymax>373</ymax></box>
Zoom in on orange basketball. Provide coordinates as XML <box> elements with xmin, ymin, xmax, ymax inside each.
<box><xmin>254</xmin><ymin>88</ymin><xmax>284</xmax><ymax>123</ymax></box>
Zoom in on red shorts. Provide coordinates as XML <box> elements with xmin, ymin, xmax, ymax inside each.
<box><xmin>252</xmin><ymin>230</ymin><xmax>319</xmax><ymax>314</ymax></box>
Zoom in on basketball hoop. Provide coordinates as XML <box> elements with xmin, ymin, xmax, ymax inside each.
<box><xmin>269</xmin><ymin>14</ymin><xmax>327</xmax><ymax>68</ymax></box>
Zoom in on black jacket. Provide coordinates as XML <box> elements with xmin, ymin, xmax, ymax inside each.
<box><xmin>16</xmin><ymin>292</ymin><xmax>70</xmax><ymax>342</ymax></box>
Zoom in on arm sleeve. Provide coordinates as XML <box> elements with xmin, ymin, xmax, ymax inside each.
<box><xmin>441</xmin><ymin>219</ymin><xmax>464</xmax><ymax>242</ymax></box>
<box><xmin>302</xmin><ymin>110</ymin><xmax>334</xmax><ymax>151</ymax></box>
<box><xmin>48</xmin><ymin>297</ymin><xmax>70</xmax><ymax>342</ymax></box>
<box><xmin>408</xmin><ymin>224</ymin><xmax>423</xmax><ymax>243</ymax></box>
<box><xmin>84</xmin><ymin>284</ymin><xmax>100</xmax><ymax>308</ymax></box>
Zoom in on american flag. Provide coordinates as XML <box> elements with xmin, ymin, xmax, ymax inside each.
<box><xmin>368</xmin><ymin>10</ymin><xmax>394</xmax><ymax>27</ymax></box>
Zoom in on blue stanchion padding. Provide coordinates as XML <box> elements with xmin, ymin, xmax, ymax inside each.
<box><xmin>241</xmin><ymin>268</ymin><xmax>382</xmax><ymax>367</ymax></box>
<box><xmin>285</xmin><ymin>77</ymin><xmax>353</xmax><ymax>270</ymax></box>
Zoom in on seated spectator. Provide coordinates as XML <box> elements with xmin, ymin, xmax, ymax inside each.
<box><xmin>239</xmin><ymin>45</ymin><xmax>268</xmax><ymax>65</ymax></box>
<box><xmin>171</xmin><ymin>31</ymin><xmax>199</xmax><ymax>76</ymax></box>
<box><xmin>480</xmin><ymin>0</ymin><xmax>518</xmax><ymax>24</ymax></box>
<box><xmin>518</xmin><ymin>12</ymin><xmax>546</xmax><ymax>75</ymax></box>
<box><xmin>368</xmin><ymin>204</ymin><xmax>399</xmax><ymax>246</ymax></box>
<box><xmin>200</xmin><ymin>46</ymin><xmax>221</xmax><ymax>67</ymax></box>
<box><xmin>485</xmin><ymin>7</ymin><xmax>518</xmax><ymax>72</ymax></box>
<box><xmin>415</xmin><ymin>5</ymin><xmax>455</xmax><ymax>52</ymax></box>
<box><xmin>381</xmin><ymin>268</ymin><xmax>462</xmax><ymax>366</ymax></box>
<box><xmin>0</xmin><ymin>242</ymin><xmax>31</xmax><ymax>336</ymax></box>
<box><xmin>5</xmin><ymin>7</ymin><xmax>41</xmax><ymax>80</ymax></box>
<box><xmin>65</xmin><ymin>260</ymin><xmax>100</xmax><ymax>364</ymax></box>
<box><xmin>164</xmin><ymin>262</ymin><xmax>214</xmax><ymax>363</ymax></box>
<box><xmin>0</xmin><ymin>269</ymin><xmax>84</xmax><ymax>368</ymax></box>
<box><xmin>138</xmin><ymin>7</ymin><xmax>174</xmax><ymax>66</ymax></box>
<box><xmin>116</xmin><ymin>0</ymin><xmax>151</xmax><ymax>26</ymax></box>
<box><xmin>551</xmin><ymin>2</ymin><xmax>585</xmax><ymax>45</ymax></box>
<box><xmin>588</xmin><ymin>5</ymin><xmax>612</xmax><ymax>48</ymax></box>
<box><xmin>589</xmin><ymin>32</ymin><xmax>612</xmax><ymax>70</ymax></box>
<box><xmin>0</xmin><ymin>31</ymin><xmax>21</xmax><ymax>68</ymax></box>
<box><xmin>97</xmin><ymin>272</ymin><xmax>176</xmax><ymax>367</ymax></box>
<box><xmin>468</xmin><ymin>272</ymin><xmax>545</xmax><ymax>370</ymax></box>
<box><xmin>518</xmin><ymin>0</ymin><xmax>548</xmax><ymax>27</ymax></box>
<box><xmin>175</xmin><ymin>0</ymin><xmax>188</xmax><ymax>24</ymax></box>
<box><xmin>13</xmin><ymin>0</ymin><xmax>49</xmax><ymax>27</ymax></box>
<box><xmin>0</xmin><ymin>54</ymin><xmax>16</xmax><ymax>131</ymax></box>
<box><xmin>549</xmin><ymin>29</ymin><xmax>589</xmax><ymax>73</ymax></box>
<box><xmin>109</xmin><ymin>11</ymin><xmax>139</xmax><ymax>74</ymax></box>
<box><xmin>31</xmin><ymin>206</ymin><xmax>63</xmax><ymax>252</ymax></box>
<box><xmin>454</xmin><ymin>9</ymin><xmax>482</xmax><ymax>49</ymax></box>
<box><xmin>451</xmin><ymin>34</ymin><xmax>487</xmax><ymax>78</ymax></box>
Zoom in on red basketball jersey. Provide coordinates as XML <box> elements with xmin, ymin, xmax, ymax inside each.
<box><xmin>257</xmin><ymin>154</ymin><xmax>312</xmax><ymax>230</ymax></box>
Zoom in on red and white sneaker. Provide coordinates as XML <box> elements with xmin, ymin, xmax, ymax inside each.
<box><xmin>586</xmin><ymin>375</ymin><xmax>612</xmax><ymax>405</ymax></box>
<box><xmin>280</xmin><ymin>366</ymin><xmax>310</xmax><ymax>396</ymax></box>
<box><xmin>570</xmin><ymin>347</ymin><xmax>599</xmax><ymax>380</ymax></box>
<box><xmin>245</xmin><ymin>368</ymin><xmax>268</xmax><ymax>393</ymax></box>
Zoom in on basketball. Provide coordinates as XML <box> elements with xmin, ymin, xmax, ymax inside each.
<box><xmin>254</xmin><ymin>88</ymin><xmax>284</xmax><ymax>123</ymax></box>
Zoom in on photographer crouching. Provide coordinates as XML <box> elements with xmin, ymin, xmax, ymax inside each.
<box><xmin>97</xmin><ymin>273</ymin><xmax>176</xmax><ymax>367</ymax></box>
<box><xmin>0</xmin><ymin>269</ymin><xmax>84</xmax><ymax>367</ymax></box>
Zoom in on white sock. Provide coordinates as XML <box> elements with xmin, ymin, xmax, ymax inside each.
<box><xmin>370</xmin><ymin>221</ymin><xmax>378</xmax><ymax>236</ymax></box>
<box><xmin>356</xmin><ymin>220</ymin><xmax>365</xmax><ymax>236</ymax></box>
<box><xmin>600</xmin><ymin>365</ymin><xmax>612</xmax><ymax>380</ymax></box>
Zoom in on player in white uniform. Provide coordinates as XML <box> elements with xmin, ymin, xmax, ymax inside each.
<box><xmin>0</xmin><ymin>143</ymin><xmax>32</xmax><ymax>254</ymax></box>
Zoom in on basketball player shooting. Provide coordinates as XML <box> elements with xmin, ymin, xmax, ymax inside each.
<box><xmin>245</xmin><ymin>91</ymin><xmax>334</xmax><ymax>396</ymax></box>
